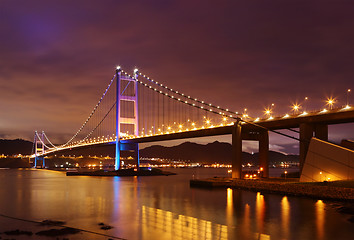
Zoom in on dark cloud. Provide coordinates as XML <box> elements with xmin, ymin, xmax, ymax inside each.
<box><xmin>0</xmin><ymin>0</ymin><xmax>353</xmax><ymax>152</ymax></box>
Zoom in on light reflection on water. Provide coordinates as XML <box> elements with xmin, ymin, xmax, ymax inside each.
<box><xmin>142</xmin><ymin>206</ymin><xmax>228</xmax><ymax>240</ymax></box>
<box><xmin>0</xmin><ymin>168</ymin><xmax>352</xmax><ymax>240</ymax></box>
<box><xmin>281</xmin><ymin>196</ymin><xmax>290</xmax><ymax>239</ymax></box>
<box><xmin>316</xmin><ymin>200</ymin><xmax>325</xmax><ymax>240</ymax></box>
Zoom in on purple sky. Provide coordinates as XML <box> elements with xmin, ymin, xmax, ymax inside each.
<box><xmin>0</xmin><ymin>1</ymin><xmax>353</xmax><ymax>153</ymax></box>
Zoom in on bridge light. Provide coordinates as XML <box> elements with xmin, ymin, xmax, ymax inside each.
<box><xmin>264</xmin><ymin>108</ymin><xmax>272</xmax><ymax>117</ymax></box>
<box><xmin>347</xmin><ymin>89</ymin><xmax>351</xmax><ymax>106</ymax></box>
<box><xmin>116</xmin><ymin>66</ymin><xmax>121</xmax><ymax>70</ymax></box>
<box><xmin>291</xmin><ymin>103</ymin><xmax>301</xmax><ymax>114</ymax></box>
<box><xmin>326</xmin><ymin>97</ymin><xmax>336</xmax><ymax>109</ymax></box>
<box><xmin>134</xmin><ymin>68</ymin><xmax>139</xmax><ymax>74</ymax></box>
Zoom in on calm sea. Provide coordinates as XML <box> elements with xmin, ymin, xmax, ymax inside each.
<box><xmin>0</xmin><ymin>168</ymin><xmax>352</xmax><ymax>240</ymax></box>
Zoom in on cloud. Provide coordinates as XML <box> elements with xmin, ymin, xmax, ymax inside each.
<box><xmin>0</xmin><ymin>0</ymin><xmax>353</xmax><ymax>150</ymax></box>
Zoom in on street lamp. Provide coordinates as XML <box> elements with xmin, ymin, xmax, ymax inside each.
<box><xmin>326</xmin><ymin>97</ymin><xmax>335</xmax><ymax>110</ymax></box>
<box><xmin>304</xmin><ymin>97</ymin><xmax>308</xmax><ymax>112</ymax></box>
<box><xmin>291</xmin><ymin>103</ymin><xmax>301</xmax><ymax>114</ymax></box>
<box><xmin>264</xmin><ymin>108</ymin><xmax>272</xmax><ymax>117</ymax></box>
<box><xmin>242</xmin><ymin>108</ymin><xmax>248</xmax><ymax>119</ymax></box>
<box><xmin>347</xmin><ymin>89</ymin><xmax>351</xmax><ymax>107</ymax></box>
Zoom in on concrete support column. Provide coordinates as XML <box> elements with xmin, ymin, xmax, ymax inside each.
<box><xmin>135</xmin><ymin>143</ymin><xmax>140</xmax><ymax>170</ymax></box>
<box><xmin>314</xmin><ymin>124</ymin><xmax>328</xmax><ymax>141</ymax></box>
<box><xmin>232</xmin><ymin>120</ymin><xmax>242</xmax><ymax>179</ymax></box>
<box><xmin>299</xmin><ymin>123</ymin><xmax>314</xmax><ymax>173</ymax></box>
<box><xmin>259</xmin><ymin>130</ymin><xmax>269</xmax><ymax>178</ymax></box>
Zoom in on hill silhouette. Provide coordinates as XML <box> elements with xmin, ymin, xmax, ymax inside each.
<box><xmin>0</xmin><ymin>139</ymin><xmax>298</xmax><ymax>165</ymax></box>
<box><xmin>140</xmin><ymin>141</ymin><xmax>298</xmax><ymax>165</ymax></box>
<box><xmin>0</xmin><ymin>139</ymin><xmax>33</xmax><ymax>155</ymax></box>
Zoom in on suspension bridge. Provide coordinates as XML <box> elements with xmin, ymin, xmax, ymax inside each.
<box><xmin>32</xmin><ymin>67</ymin><xmax>354</xmax><ymax>178</ymax></box>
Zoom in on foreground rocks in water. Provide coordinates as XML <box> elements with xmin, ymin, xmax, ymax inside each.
<box><xmin>336</xmin><ymin>206</ymin><xmax>354</xmax><ymax>215</ymax></box>
<box><xmin>40</xmin><ymin>219</ymin><xmax>66</xmax><ymax>226</ymax></box>
<box><xmin>98</xmin><ymin>222</ymin><xmax>114</xmax><ymax>230</ymax></box>
<box><xmin>4</xmin><ymin>229</ymin><xmax>33</xmax><ymax>236</ymax></box>
<box><xmin>36</xmin><ymin>227</ymin><xmax>80</xmax><ymax>236</ymax></box>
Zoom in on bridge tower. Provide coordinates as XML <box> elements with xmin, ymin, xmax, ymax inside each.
<box><xmin>115</xmin><ymin>67</ymin><xmax>140</xmax><ymax>170</ymax></box>
<box><xmin>34</xmin><ymin>131</ymin><xmax>46</xmax><ymax>168</ymax></box>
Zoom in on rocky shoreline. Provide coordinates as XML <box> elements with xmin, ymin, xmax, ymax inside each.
<box><xmin>190</xmin><ymin>178</ymin><xmax>354</xmax><ymax>201</ymax></box>
<box><xmin>0</xmin><ymin>218</ymin><xmax>125</xmax><ymax>240</ymax></box>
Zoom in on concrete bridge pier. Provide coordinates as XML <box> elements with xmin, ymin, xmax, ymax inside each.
<box><xmin>119</xmin><ymin>142</ymin><xmax>140</xmax><ymax>170</ymax></box>
<box><xmin>258</xmin><ymin>130</ymin><xmax>269</xmax><ymax>178</ymax></box>
<box><xmin>134</xmin><ymin>143</ymin><xmax>140</xmax><ymax>170</ymax></box>
<box><xmin>232</xmin><ymin>120</ymin><xmax>270</xmax><ymax>179</ymax></box>
<box><xmin>299</xmin><ymin>123</ymin><xmax>328</xmax><ymax>173</ymax></box>
<box><xmin>232</xmin><ymin>120</ymin><xmax>242</xmax><ymax>179</ymax></box>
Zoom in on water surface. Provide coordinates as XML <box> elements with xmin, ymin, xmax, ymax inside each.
<box><xmin>0</xmin><ymin>168</ymin><xmax>352</xmax><ymax>240</ymax></box>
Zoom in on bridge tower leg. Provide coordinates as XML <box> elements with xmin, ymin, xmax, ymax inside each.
<box><xmin>232</xmin><ymin>119</ymin><xmax>242</xmax><ymax>179</ymax></box>
<box><xmin>115</xmin><ymin>67</ymin><xmax>121</xmax><ymax>170</ymax></box>
<box><xmin>134</xmin><ymin>70</ymin><xmax>140</xmax><ymax>170</ymax></box>
<box><xmin>115</xmin><ymin>67</ymin><xmax>140</xmax><ymax>171</ymax></box>
<box><xmin>134</xmin><ymin>143</ymin><xmax>140</xmax><ymax>170</ymax></box>
<box><xmin>34</xmin><ymin>131</ymin><xmax>45</xmax><ymax>168</ymax></box>
<box><xmin>259</xmin><ymin>130</ymin><xmax>269</xmax><ymax>178</ymax></box>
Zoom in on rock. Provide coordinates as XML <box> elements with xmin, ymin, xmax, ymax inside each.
<box><xmin>36</xmin><ymin>227</ymin><xmax>80</xmax><ymax>236</ymax></box>
<box><xmin>100</xmin><ymin>225</ymin><xmax>113</xmax><ymax>230</ymax></box>
<box><xmin>41</xmin><ymin>219</ymin><xmax>66</xmax><ymax>226</ymax></box>
<box><xmin>337</xmin><ymin>206</ymin><xmax>354</xmax><ymax>215</ymax></box>
<box><xmin>4</xmin><ymin>229</ymin><xmax>33</xmax><ymax>236</ymax></box>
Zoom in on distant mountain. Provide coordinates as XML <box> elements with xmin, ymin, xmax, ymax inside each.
<box><xmin>140</xmin><ymin>141</ymin><xmax>299</xmax><ymax>165</ymax></box>
<box><xmin>0</xmin><ymin>139</ymin><xmax>33</xmax><ymax>155</ymax></box>
<box><xmin>0</xmin><ymin>139</ymin><xmax>298</xmax><ymax>165</ymax></box>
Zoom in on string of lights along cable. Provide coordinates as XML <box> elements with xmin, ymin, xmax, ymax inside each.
<box><xmin>33</xmin><ymin>67</ymin><xmax>352</xmax><ymax>156</ymax></box>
